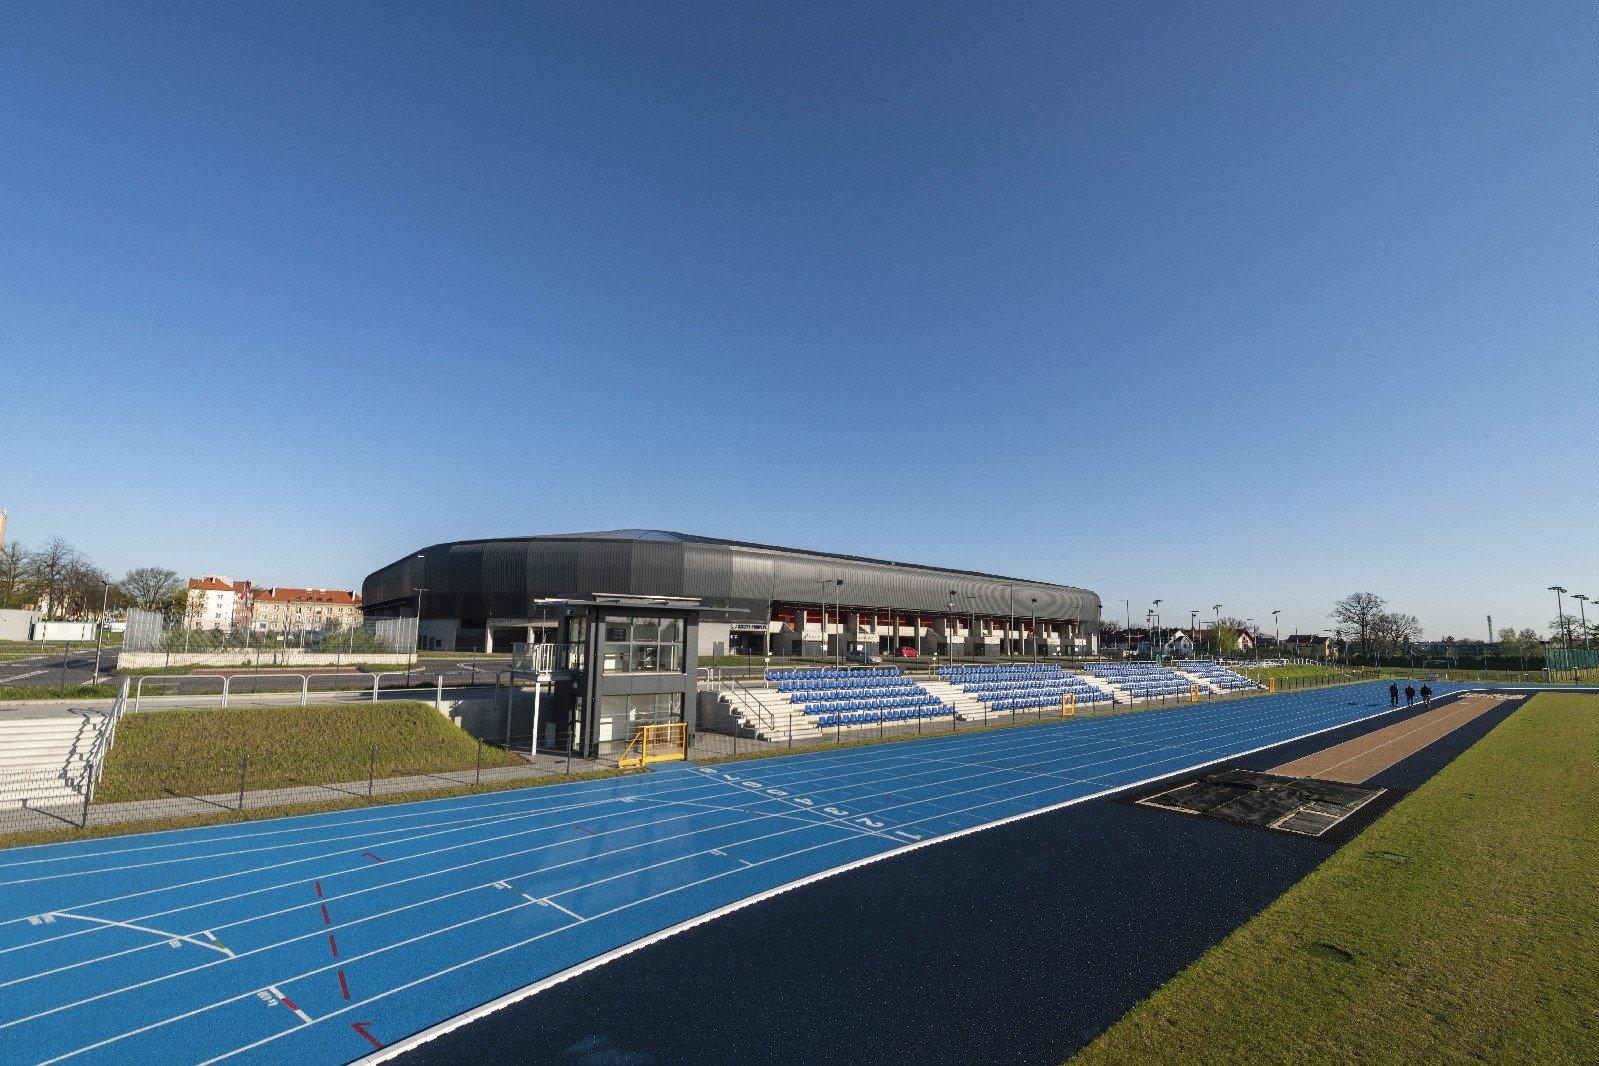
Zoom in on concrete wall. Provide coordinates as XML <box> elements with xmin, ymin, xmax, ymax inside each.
<box><xmin>117</xmin><ymin>651</ymin><xmax>417</xmax><ymax>668</ymax></box>
<box><xmin>0</xmin><ymin>609</ymin><xmax>40</xmax><ymax>642</ymax></box>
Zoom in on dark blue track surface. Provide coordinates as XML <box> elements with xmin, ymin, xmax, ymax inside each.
<box><xmin>0</xmin><ymin>681</ymin><xmax>1465</xmax><ymax>1064</ymax></box>
<box><xmin>399</xmin><ymin>690</ymin><xmax>1525</xmax><ymax>1066</ymax></box>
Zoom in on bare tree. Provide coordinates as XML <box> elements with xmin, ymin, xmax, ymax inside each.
<box><xmin>1371</xmin><ymin>611</ymin><xmax>1423</xmax><ymax>654</ymax></box>
<box><xmin>0</xmin><ymin>541</ymin><xmax>32</xmax><ymax>609</ymax></box>
<box><xmin>120</xmin><ymin>567</ymin><xmax>182</xmax><ymax>611</ymax></box>
<box><xmin>29</xmin><ymin>538</ymin><xmax>80</xmax><ymax>620</ymax></box>
<box><xmin>1331</xmin><ymin>592</ymin><xmax>1387</xmax><ymax>653</ymax></box>
<box><xmin>61</xmin><ymin>559</ymin><xmax>111</xmax><ymax>618</ymax></box>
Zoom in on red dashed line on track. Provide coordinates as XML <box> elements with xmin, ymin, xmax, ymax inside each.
<box><xmin>319</xmin><ymin>904</ymin><xmax>331</xmax><ymax>925</ymax></box>
<box><xmin>326</xmin><ymin>933</ymin><xmax>340</xmax><ymax>957</ymax></box>
<box><xmin>337</xmin><ymin>970</ymin><xmax>351</xmax><ymax>1000</ymax></box>
<box><xmin>352</xmin><ymin>1022</ymin><xmax>384</xmax><ymax>1049</ymax></box>
<box><xmin>313</xmin><ymin>879</ymin><xmax>323</xmax><ymax>898</ymax></box>
<box><xmin>280</xmin><ymin>995</ymin><xmax>302</xmax><ymax>1013</ymax></box>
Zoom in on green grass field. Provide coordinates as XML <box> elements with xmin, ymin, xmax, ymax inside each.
<box><xmin>1072</xmin><ymin>691</ymin><xmax>1599</xmax><ymax>1065</ymax></box>
<box><xmin>1238</xmin><ymin>663</ymin><xmax>1355</xmax><ymax>684</ymax></box>
<box><xmin>94</xmin><ymin>700</ymin><xmax>523</xmax><ymax>802</ymax></box>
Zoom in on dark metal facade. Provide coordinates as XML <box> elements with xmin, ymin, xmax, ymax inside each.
<box><xmin>364</xmin><ymin>529</ymin><xmax>1101</xmax><ymax>629</ymax></box>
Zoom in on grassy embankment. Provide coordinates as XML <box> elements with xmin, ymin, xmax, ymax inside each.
<box><xmin>93</xmin><ymin>700</ymin><xmax>523</xmax><ymax>803</ymax></box>
<box><xmin>1073</xmin><ymin>691</ymin><xmax>1599</xmax><ymax>1065</ymax></box>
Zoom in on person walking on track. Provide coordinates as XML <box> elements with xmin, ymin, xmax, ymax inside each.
<box><xmin>1405</xmin><ymin>684</ymin><xmax>1416</xmax><ymax>706</ymax></box>
<box><xmin>1420</xmin><ymin>683</ymin><xmax>1432</xmax><ymax>708</ymax></box>
<box><xmin>1389</xmin><ymin>682</ymin><xmax>1400</xmax><ymax>707</ymax></box>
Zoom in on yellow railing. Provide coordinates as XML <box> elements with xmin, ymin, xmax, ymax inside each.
<box><xmin>617</xmin><ymin>722</ymin><xmax>687</xmax><ymax>768</ymax></box>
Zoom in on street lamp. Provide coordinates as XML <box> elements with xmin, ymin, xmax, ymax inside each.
<box><xmin>1212</xmin><ymin>604</ymin><xmax>1222</xmax><ymax>659</ymax></box>
<box><xmin>1574</xmin><ymin>594</ymin><xmax>1592</xmax><ymax>649</ymax></box>
<box><xmin>1272</xmin><ymin>610</ymin><xmax>1281</xmax><ymax>656</ymax></box>
<box><xmin>1152</xmin><ymin>599</ymin><xmax>1162</xmax><ymax>661</ymax></box>
<box><xmin>819</xmin><ymin>578</ymin><xmax>843</xmax><ymax>664</ymax></box>
<box><xmin>92</xmin><ymin>579</ymin><xmax>111</xmax><ymax>685</ymax></box>
<box><xmin>1549</xmin><ymin>586</ymin><xmax>1570</xmax><ymax>674</ymax></box>
<box><xmin>1029</xmin><ymin>596</ymin><xmax>1038</xmax><ymax>658</ymax></box>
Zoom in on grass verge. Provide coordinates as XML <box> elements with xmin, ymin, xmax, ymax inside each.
<box><xmin>95</xmin><ymin>700</ymin><xmax>523</xmax><ymax>802</ymax></box>
<box><xmin>1071</xmin><ymin>691</ymin><xmax>1599</xmax><ymax>1065</ymax></box>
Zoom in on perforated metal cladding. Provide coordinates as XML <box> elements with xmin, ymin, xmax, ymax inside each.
<box><xmin>363</xmin><ymin>535</ymin><xmax>1100</xmax><ymax>625</ymax></box>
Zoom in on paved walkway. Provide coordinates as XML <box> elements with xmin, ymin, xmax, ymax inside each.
<box><xmin>1</xmin><ymin>751</ymin><xmax>608</xmax><ymax>835</ymax></box>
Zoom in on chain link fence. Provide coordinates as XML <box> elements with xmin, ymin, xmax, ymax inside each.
<box><xmin>121</xmin><ymin>608</ymin><xmax>416</xmax><ymax>658</ymax></box>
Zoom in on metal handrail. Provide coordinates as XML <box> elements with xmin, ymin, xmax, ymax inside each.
<box><xmin>720</xmin><ymin>675</ymin><xmax>780</xmax><ymax>734</ymax></box>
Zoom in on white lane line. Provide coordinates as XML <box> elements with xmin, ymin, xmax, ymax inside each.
<box><xmin>351</xmin><ymin>694</ymin><xmax>1453</xmax><ymax>1064</ymax></box>
<box><xmin>6</xmin><ymin>684</ymin><xmax>1440</xmax><ymax>1044</ymax></box>
<box><xmin>44</xmin><ymin>913</ymin><xmax>234</xmax><ymax>957</ymax></box>
<box><xmin>266</xmin><ymin>985</ymin><xmax>311</xmax><ymax>1024</ymax></box>
<box><xmin>535</xmin><ymin>898</ymin><xmax>584</xmax><ymax>922</ymax></box>
<box><xmin>34</xmin><ymin>686</ymin><xmax>1432</xmax><ymax>1061</ymax></box>
<box><xmin>0</xmin><ymin>802</ymin><xmax>860</xmax><ymax>1027</ymax></box>
<box><xmin>3</xmin><ymin>681</ymin><xmax>1412</xmax><ymax>984</ymax></box>
<box><xmin>42</xmin><ymin>818</ymin><xmax>865</xmax><ymax>1065</ymax></box>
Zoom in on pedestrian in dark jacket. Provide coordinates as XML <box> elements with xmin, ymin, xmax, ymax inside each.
<box><xmin>1420</xmin><ymin>684</ymin><xmax>1432</xmax><ymax>708</ymax></box>
<box><xmin>1389</xmin><ymin>683</ymin><xmax>1400</xmax><ymax>707</ymax></box>
<box><xmin>1405</xmin><ymin>685</ymin><xmax>1415</xmax><ymax>706</ymax></box>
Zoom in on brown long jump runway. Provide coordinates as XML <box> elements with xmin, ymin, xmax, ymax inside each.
<box><xmin>1269</xmin><ymin>692</ymin><xmax>1509</xmax><ymax>784</ymax></box>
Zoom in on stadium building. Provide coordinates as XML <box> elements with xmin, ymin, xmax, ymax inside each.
<box><xmin>362</xmin><ymin>529</ymin><xmax>1102</xmax><ymax>660</ymax></box>
<box><xmin>363</xmin><ymin>530</ymin><xmax>1100</xmax><ymax>759</ymax></box>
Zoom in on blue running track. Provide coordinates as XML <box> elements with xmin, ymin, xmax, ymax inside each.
<box><xmin>0</xmin><ymin>680</ymin><xmax>1463</xmax><ymax>1064</ymax></box>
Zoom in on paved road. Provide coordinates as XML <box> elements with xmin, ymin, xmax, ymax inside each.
<box><xmin>0</xmin><ymin>649</ymin><xmax>115</xmax><ymax>688</ymax></box>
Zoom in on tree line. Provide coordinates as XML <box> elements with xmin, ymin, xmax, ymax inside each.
<box><xmin>1329</xmin><ymin>592</ymin><xmax>1423</xmax><ymax>656</ymax></box>
<box><xmin>0</xmin><ymin>536</ymin><xmax>182</xmax><ymax>618</ymax></box>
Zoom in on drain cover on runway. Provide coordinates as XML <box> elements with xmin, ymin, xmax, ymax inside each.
<box><xmin>1135</xmin><ymin>769</ymin><xmax>1385</xmax><ymax>837</ymax></box>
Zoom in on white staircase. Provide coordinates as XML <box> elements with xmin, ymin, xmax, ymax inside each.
<box><xmin>0</xmin><ymin>710</ymin><xmax>112</xmax><ymax>811</ymax></box>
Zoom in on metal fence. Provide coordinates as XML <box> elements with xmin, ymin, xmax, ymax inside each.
<box><xmin>0</xmin><ymin>681</ymin><xmax>599</xmax><ymax>838</ymax></box>
<box><xmin>120</xmin><ymin>607</ymin><xmax>416</xmax><ymax>657</ymax></box>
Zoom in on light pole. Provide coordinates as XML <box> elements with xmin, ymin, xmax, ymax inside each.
<box><xmin>1272</xmin><ymin>610</ymin><xmax>1281</xmax><ymax>657</ymax></box>
<box><xmin>1575</xmin><ymin>594</ymin><xmax>1591</xmax><ymax>649</ymax></box>
<box><xmin>1549</xmin><ymin>586</ymin><xmax>1569</xmax><ymax>675</ymax></box>
<box><xmin>819</xmin><ymin>578</ymin><xmax>843</xmax><ymax>664</ymax></box>
<box><xmin>1190</xmin><ymin>609</ymin><xmax>1198</xmax><ymax>656</ymax></box>
<box><xmin>1003</xmin><ymin>584</ymin><xmax>1016</xmax><ymax>658</ymax></box>
<box><xmin>91</xmin><ymin>579</ymin><xmax>111</xmax><ymax>684</ymax></box>
<box><xmin>1151</xmin><ymin>599</ymin><xmax>1162</xmax><ymax>661</ymax></box>
<box><xmin>1212</xmin><ymin>604</ymin><xmax>1222</xmax><ymax>659</ymax></box>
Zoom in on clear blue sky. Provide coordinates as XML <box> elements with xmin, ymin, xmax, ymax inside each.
<box><xmin>2</xmin><ymin>2</ymin><xmax>1594</xmax><ymax>639</ymax></box>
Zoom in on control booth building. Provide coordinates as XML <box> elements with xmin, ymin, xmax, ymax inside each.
<box><xmin>361</xmin><ymin>529</ymin><xmax>1102</xmax><ymax>661</ymax></box>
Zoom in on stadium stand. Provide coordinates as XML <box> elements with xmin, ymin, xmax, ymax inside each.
<box><xmin>770</xmin><ymin>668</ymin><xmax>954</xmax><ymax>729</ymax></box>
<box><xmin>936</xmin><ymin>663</ymin><xmax>1114</xmax><ymax>712</ymax></box>
<box><xmin>1174</xmin><ymin>661</ymin><xmax>1262</xmax><ymax>692</ymax></box>
<box><xmin>1084</xmin><ymin>662</ymin><xmax>1194</xmax><ymax>702</ymax></box>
